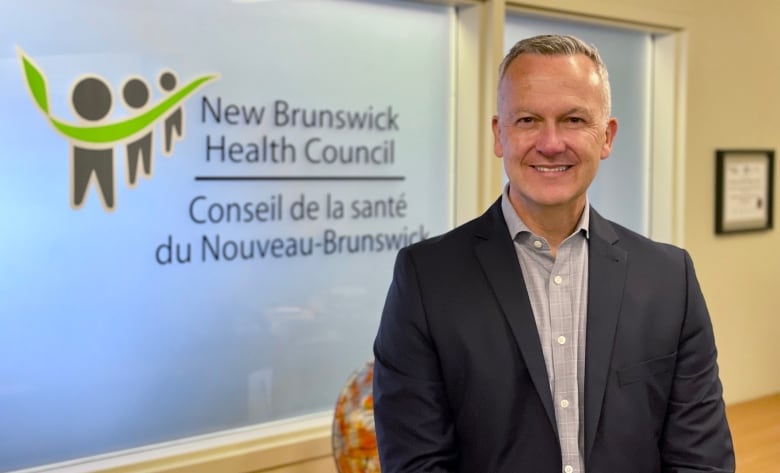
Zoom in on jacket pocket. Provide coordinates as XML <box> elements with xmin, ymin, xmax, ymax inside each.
<box><xmin>617</xmin><ymin>352</ymin><xmax>677</xmax><ymax>387</ymax></box>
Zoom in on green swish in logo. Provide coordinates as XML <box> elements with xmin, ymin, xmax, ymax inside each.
<box><xmin>19</xmin><ymin>49</ymin><xmax>217</xmax><ymax>144</ymax></box>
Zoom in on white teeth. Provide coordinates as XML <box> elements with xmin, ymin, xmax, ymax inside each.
<box><xmin>534</xmin><ymin>166</ymin><xmax>569</xmax><ymax>172</ymax></box>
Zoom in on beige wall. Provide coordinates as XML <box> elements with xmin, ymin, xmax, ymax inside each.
<box><xmin>682</xmin><ymin>0</ymin><xmax>780</xmax><ymax>404</ymax></box>
<box><xmin>85</xmin><ymin>1</ymin><xmax>778</xmax><ymax>472</ymax></box>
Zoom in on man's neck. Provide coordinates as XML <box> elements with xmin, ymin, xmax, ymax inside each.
<box><xmin>510</xmin><ymin>198</ymin><xmax>585</xmax><ymax>257</ymax></box>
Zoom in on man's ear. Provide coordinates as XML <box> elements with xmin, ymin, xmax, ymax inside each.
<box><xmin>600</xmin><ymin>117</ymin><xmax>618</xmax><ymax>160</ymax></box>
<box><xmin>492</xmin><ymin>115</ymin><xmax>504</xmax><ymax>158</ymax></box>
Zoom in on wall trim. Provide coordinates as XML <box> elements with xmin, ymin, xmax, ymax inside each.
<box><xmin>15</xmin><ymin>413</ymin><xmax>333</xmax><ymax>473</ymax></box>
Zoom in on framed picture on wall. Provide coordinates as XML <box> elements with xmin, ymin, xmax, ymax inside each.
<box><xmin>715</xmin><ymin>149</ymin><xmax>775</xmax><ymax>234</ymax></box>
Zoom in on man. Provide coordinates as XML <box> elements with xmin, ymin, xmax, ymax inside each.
<box><xmin>372</xmin><ymin>35</ymin><xmax>734</xmax><ymax>472</ymax></box>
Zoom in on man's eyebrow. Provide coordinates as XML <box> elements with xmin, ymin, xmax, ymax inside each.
<box><xmin>501</xmin><ymin>107</ymin><xmax>594</xmax><ymax>120</ymax></box>
<box><xmin>503</xmin><ymin>107</ymin><xmax>540</xmax><ymax>118</ymax></box>
<box><xmin>562</xmin><ymin>107</ymin><xmax>592</xmax><ymax>116</ymax></box>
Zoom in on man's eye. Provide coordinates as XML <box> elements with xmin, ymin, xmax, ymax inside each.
<box><xmin>567</xmin><ymin>117</ymin><xmax>585</xmax><ymax>123</ymax></box>
<box><xmin>515</xmin><ymin>117</ymin><xmax>534</xmax><ymax>125</ymax></box>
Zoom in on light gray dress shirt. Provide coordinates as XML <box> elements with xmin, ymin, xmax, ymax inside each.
<box><xmin>501</xmin><ymin>188</ymin><xmax>589</xmax><ymax>473</ymax></box>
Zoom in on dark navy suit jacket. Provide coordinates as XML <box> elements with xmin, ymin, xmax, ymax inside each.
<box><xmin>373</xmin><ymin>199</ymin><xmax>734</xmax><ymax>472</ymax></box>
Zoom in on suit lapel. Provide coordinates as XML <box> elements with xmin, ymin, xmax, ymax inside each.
<box><xmin>584</xmin><ymin>210</ymin><xmax>627</xmax><ymax>462</ymax></box>
<box><xmin>473</xmin><ymin>200</ymin><xmax>558</xmax><ymax>435</ymax></box>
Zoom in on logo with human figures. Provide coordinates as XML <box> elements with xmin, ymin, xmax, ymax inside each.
<box><xmin>18</xmin><ymin>48</ymin><xmax>219</xmax><ymax>211</ymax></box>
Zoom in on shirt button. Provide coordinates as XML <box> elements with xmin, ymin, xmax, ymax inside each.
<box><xmin>564</xmin><ymin>466</ymin><xmax>574</xmax><ymax>473</ymax></box>
<box><xmin>533</xmin><ymin>240</ymin><xmax>543</xmax><ymax>249</ymax></box>
<box><xmin>557</xmin><ymin>336</ymin><xmax>566</xmax><ymax>345</ymax></box>
<box><xmin>553</xmin><ymin>275</ymin><xmax>563</xmax><ymax>285</ymax></box>
<box><xmin>560</xmin><ymin>399</ymin><xmax>569</xmax><ymax>408</ymax></box>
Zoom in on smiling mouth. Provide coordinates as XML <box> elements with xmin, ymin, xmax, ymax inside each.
<box><xmin>533</xmin><ymin>165</ymin><xmax>571</xmax><ymax>173</ymax></box>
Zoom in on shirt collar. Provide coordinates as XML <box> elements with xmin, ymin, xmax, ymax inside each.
<box><xmin>500</xmin><ymin>183</ymin><xmax>590</xmax><ymax>240</ymax></box>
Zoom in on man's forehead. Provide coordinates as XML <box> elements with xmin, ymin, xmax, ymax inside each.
<box><xmin>497</xmin><ymin>54</ymin><xmax>608</xmax><ymax>118</ymax></box>
<box><xmin>503</xmin><ymin>53</ymin><xmax>601</xmax><ymax>81</ymax></box>
<box><xmin>499</xmin><ymin>54</ymin><xmax>604</xmax><ymax>100</ymax></box>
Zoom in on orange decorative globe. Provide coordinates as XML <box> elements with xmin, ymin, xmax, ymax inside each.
<box><xmin>332</xmin><ymin>360</ymin><xmax>380</xmax><ymax>472</ymax></box>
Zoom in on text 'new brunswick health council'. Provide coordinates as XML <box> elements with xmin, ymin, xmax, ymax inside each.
<box><xmin>201</xmin><ymin>97</ymin><xmax>400</xmax><ymax>166</ymax></box>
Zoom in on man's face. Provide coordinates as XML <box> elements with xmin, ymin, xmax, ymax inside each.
<box><xmin>492</xmin><ymin>53</ymin><xmax>617</xmax><ymax>216</ymax></box>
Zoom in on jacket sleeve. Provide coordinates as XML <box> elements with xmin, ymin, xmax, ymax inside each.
<box><xmin>660</xmin><ymin>251</ymin><xmax>735</xmax><ymax>472</ymax></box>
<box><xmin>372</xmin><ymin>247</ymin><xmax>457</xmax><ymax>473</ymax></box>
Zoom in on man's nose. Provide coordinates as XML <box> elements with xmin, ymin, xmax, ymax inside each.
<box><xmin>535</xmin><ymin>124</ymin><xmax>566</xmax><ymax>157</ymax></box>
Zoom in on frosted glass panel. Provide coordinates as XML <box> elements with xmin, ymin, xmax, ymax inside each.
<box><xmin>0</xmin><ymin>1</ymin><xmax>453</xmax><ymax>470</ymax></box>
<box><xmin>504</xmin><ymin>14</ymin><xmax>651</xmax><ymax>234</ymax></box>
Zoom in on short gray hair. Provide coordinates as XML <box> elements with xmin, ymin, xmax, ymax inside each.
<box><xmin>499</xmin><ymin>34</ymin><xmax>612</xmax><ymax>117</ymax></box>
